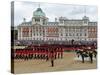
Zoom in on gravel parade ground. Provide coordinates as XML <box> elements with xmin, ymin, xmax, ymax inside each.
<box><xmin>14</xmin><ymin>52</ymin><xmax>97</xmax><ymax>74</ymax></box>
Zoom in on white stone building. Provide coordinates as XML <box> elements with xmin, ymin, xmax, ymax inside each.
<box><xmin>17</xmin><ymin>7</ymin><xmax>97</xmax><ymax>43</ymax></box>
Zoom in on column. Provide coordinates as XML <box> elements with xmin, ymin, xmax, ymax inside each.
<box><xmin>32</xmin><ymin>27</ymin><xmax>33</xmax><ymax>40</ymax></box>
<box><xmin>44</xmin><ymin>27</ymin><xmax>46</xmax><ymax>41</ymax></box>
<box><xmin>20</xmin><ymin>27</ymin><xmax>22</xmax><ymax>40</ymax></box>
<box><xmin>63</xmin><ymin>27</ymin><xmax>66</xmax><ymax>41</ymax></box>
<box><xmin>29</xmin><ymin>27</ymin><xmax>31</xmax><ymax>40</ymax></box>
<box><xmin>18</xmin><ymin>27</ymin><xmax>20</xmax><ymax>40</ymax></box>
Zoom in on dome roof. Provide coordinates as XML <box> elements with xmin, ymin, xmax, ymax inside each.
<box><xmin>33</xmin><ymin>8</ymin><xmax>46</xmax><ymax>17</ymax></box>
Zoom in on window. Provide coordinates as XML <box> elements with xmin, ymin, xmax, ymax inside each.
<box><xmin>61</xmin><ymin>33</ymin><xmax>63</xmax><ymax>36</ymax></box>
<box><xmin>40</xmin><ymin>33</ymin><xmax>41</xmax><ymax>36</ymax></box>
<box><xmin>69</xmin><ymin>33</ymin><xmax>71</xmax><ymax>36</ymax></box>
<box><xmin>43</xmin><ymin>19</ymin><xmax>45</xmax><ymax>25</ymax></box>
<box><xmin>35</xmin><ymin>18</ymin><xmax>40</xmax><ymax>22</ymax></box>
<box><xmin>34</xmin><ymin>33</ymin><xmax>35</xmax><ymax>36</ymax></box>
<box><xmin>66</xmin><ymin>33</ymin><xmax>68</xmax><ymax>36</ymax></box>
<box><xmin>80</xmin><ymin>33</ymin><xmax>82</xmax><ymax>36</ymax></box>
<box><xmin>84</xmin><ymin>33</ymin><xmax>87</xmax><ymax>36</ymax></box>
<box><xmin>73</xmin><ymin>33</ymin><xmax>74</xmax><ymax>36</ymax></box>
<box><xmin>92</xmin><ymin>28</ymin><xmax>95</xmax><ymax>31</ymax></box>
<box><xmin>60</xmin><ymin>21</ymin><xmax>63</xmax><ymax>23</ymax></box>
<box><xmin>76</xmin><ymin>33</ymin><xmax>78</xmax><ymax>36</ymax></box>
<box><xmin>37</xmin><ymin>38</ymin><xmax>38</xmax><ymax>40</ymax></box>
<box><xmin>84</xmin><ymin>19</ymin><xmax>88</xmax><ymax>24</ymax></box>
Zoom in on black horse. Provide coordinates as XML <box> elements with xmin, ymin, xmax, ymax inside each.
<box><xmin>75</xmin><ymin>49</ymin><xmax>97</xmax><ymax>63</ymax></box>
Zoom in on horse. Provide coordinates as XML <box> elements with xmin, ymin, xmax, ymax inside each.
<box><xmin>75</xmin><ymin>49</ymin><xmax>97</xmax><ymax>63</ymax></box>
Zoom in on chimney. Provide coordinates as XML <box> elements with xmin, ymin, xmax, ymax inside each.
<box><xmin>55</xmin><ymin>18</ymin><xmax>57</xmax><ymax>22</ymax></box>
<box><xmin>23</xmin><ymin>18</ymin><xmax>26</xmax><ymax>22</ymax></box>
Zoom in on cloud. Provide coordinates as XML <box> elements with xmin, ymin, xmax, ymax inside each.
<box><xmin>14</xmin><ymin>1</ymin><xmax>98</xmax><ymax>26</ymax></box>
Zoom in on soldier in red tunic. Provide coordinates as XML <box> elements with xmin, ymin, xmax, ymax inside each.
<box><xmin>57</xmin><ymin>48</ymin><xmax>60</xmax><ymax>59</ymax></box>
<box><xmin>61</xmin><ymin>47</ymin><xmax>63</xmax><ymax>58</ymax></box>
<box><xmin>54</xmin><ymin>47</ymin><xmax>57</xmax><ymax>59</ymax></box>
<box><xmin>34</xmin><ymin>48</ymin><xmax>36</xmax><ymax>59</ymax></box>
<box><xmin>40</xmin><ymin>49</ymin><xmax>42</xmax><ymax>59</ymax></box>
<box><xmin>37</xmin><ymin>47</ymin><xmax>39</xmax><ymax>59</ymax></box>
<box><xmin>46</xmin><ymin>48</ymin><xmax>49</xmax><ymax>61</ymax></box>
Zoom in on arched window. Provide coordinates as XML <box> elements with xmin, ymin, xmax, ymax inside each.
<box><xmin>43</xmin><ymin>19</ymin><xmax>45</xmax><ymax>25</ymax></box>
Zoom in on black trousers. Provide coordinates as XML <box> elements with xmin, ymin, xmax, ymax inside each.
<box><xmin>81</xmin><ymin>55</ymin><xmax>84</xmax><ymax>63</ymax></box>
<box><xmin>90</xmin><ymin>56</ymin><xmax>93</xmax><ymax>63</ymax></box>
<box><xmin>51</xmin><ymin>60</ymin><xmax>54</xmax><ymax>67</ymax></box>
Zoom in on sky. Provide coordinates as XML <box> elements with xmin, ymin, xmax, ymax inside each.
<box><xmin>14</xmin><ymin>1</ymin><xmax>98</xmax><ymax>26</ymax></box>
